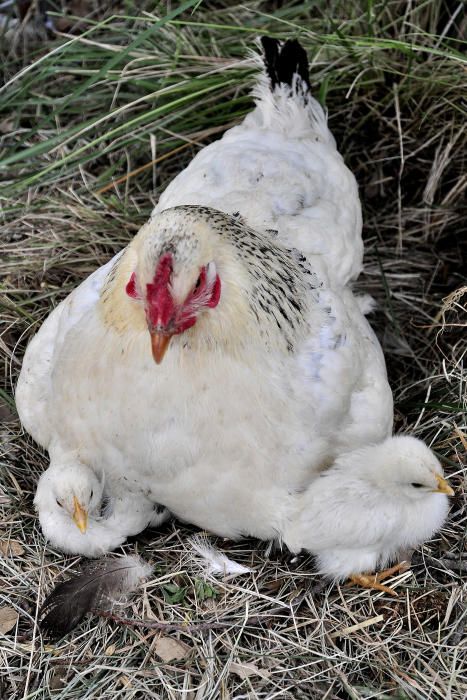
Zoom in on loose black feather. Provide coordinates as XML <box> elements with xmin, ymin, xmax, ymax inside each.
<box><xmin>39</xmin><ymin>555</ymin><xmax>151</xmax><ymax>638</ymax></box>
<box><xmin>260</xmin><ymin>37</ymin><xmax>311</xmax><ymax>91</ymax></box>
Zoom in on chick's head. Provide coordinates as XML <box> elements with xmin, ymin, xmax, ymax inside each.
<box><xmin>358</xmin><ymin>435</ymin><xmax>454</xmax><ymax>501</ymax></box>
<box><xmin>34</xmin><ymin>460</ymin><xmax>105</xmax><ymax>534</ymax></box>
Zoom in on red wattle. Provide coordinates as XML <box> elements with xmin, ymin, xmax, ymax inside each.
<box><xmin>130</xmin><ymin>254</ymin><xmax>221</xmax><ymax>337</ymax></box>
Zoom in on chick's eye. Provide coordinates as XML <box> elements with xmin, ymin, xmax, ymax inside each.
<box><xmin>90</xmin><ymin>490</ymin><xmax>94</xmax><ymax>499</ymax></box>
<box><xmin>411</xmin><ymin>482</ymin><xmax>424</xmax><ymax>489</ymax></box>
<box><xmin>56</xmin><ymin>498</ymin><xmax>63</xmax><ymax>507</ymax></box>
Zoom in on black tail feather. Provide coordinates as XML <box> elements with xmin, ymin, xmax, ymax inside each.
<box><xmin>260</xmin><ymin>37</ymin><xmax>311</xmax><ymax>91</ymax></box>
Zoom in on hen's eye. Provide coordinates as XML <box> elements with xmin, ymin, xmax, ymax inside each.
<box><xmin>56</xmin><ymin>499</ymin><xmax>63</xmax><ymax>507</ymax></box>
<box><xmin>194</xmin><ymin>275</ymin><xmax>202</xmax><ymax>291</ymax></box>
<box><xmin>90</xmin><ymin>490</ymin><xmax>94</xmax><ymax>499</ymax></box>
<box><xmin>411</xmin><ymin>482</ymin><xmax>424</xmax><ymax>489</ymax></box>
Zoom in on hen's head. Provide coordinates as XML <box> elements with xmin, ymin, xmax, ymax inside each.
<box><xmin>126</xmin><ymin>207</ymin><xmax>223</xmax><ymax>362</ymax></box>
<box><xmin>103</xmin><ymin>205</ymin><xmax>311</xmax><ymax>363</ymax></box>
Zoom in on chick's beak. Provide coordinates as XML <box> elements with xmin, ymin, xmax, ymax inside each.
<box><xmin>72</xmin><ymin>496</ymin><xmax>88</xmax><ymax>533</ymax></box>
<box><xmin>150</xmin><ymin>331</ymin><xmax>172</xmax><ymax>364</ymax></box>
<box><xmin>433</xmin><ymin>473</ymin><xmax>454</xmax><ymax>496</ymax></box>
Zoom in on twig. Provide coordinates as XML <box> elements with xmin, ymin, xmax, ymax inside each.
<box><xmin>22</xmin><ymin>547</ymin><xmax>45</xmax><ymax>699</ymax></box>
<box><xmin>393</xmin><ymin>82</ymin><xmax>405</xmax><ymax>253</ymax></box>
<box><xmin>439</xmin><ymin>558</ymin><xmax>467</xmax><ymax>572</ymax></box>
<box><xmin>95</xmin><ymin>609</ymin><xmax>236</xmax><ymax>632</ymax></box>
<box><xmin>93</xmin><ymin>590</ymin><xmax>309</xmax><ymax>634</ymax></box>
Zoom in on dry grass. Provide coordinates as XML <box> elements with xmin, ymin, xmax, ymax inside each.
<box><xmin>1</xmin><ymin>1</ymin><xmax>466</xmax><ymax>698</ymax></box>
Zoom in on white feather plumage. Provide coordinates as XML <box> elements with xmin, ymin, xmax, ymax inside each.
<box><xmin>189</xmin><ymin>535</ymin><xmax>252</xmax><ymax>577</ymax></box>
<box><xmin>15</xmin><ymin>39</ymin><xmax>451</xmax><ymax>589</ymax></box>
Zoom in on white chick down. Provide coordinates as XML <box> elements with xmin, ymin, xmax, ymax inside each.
<box><xmin>283</xmin><ymin>436</ymin><xmax>453</xmax><ymax>582</ymax></box>
<box><xmin>34</xmin><ymin>453</ymin><xmax>170</xmax><ymax>557</ymax></box>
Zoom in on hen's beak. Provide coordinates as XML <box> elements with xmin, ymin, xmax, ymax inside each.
<box><xmin>72</xmin><ymin>496</ymin><xmax>88</xmax><ymax>533</ymax></box>
<box><xmin>433</xmin><ymin>473</ymin><xmax>454</xmax><ymax>496</ymax></box>
<box><xmin>150</xmin><ymin>331</ymin><xmax>172</xmax><ymax>364</ymax></box>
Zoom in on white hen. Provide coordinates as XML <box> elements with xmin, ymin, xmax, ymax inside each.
<box><xmin>17</xmin><ymin>39</ymin><xmax>413</xmax><ymax>569</ymax></box>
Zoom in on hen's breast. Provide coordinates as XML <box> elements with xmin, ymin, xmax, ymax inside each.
<box><xmin>48</xmin><ymin>321</ymin><xmax>327</xmax><ymax>537</ymax></box>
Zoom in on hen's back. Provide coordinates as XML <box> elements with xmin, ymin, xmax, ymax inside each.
<box><xmin>154</xmin><ymin>38</ymin><xmax>362</xmax><ymax>287</ymax></box>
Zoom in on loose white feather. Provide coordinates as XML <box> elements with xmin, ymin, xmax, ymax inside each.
<box><xmin>189</xmin><ymin>535</ymin><xmax>252</xmax><ymax>577</ymax></box>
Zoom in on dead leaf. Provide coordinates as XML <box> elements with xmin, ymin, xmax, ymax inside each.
<box><xmin>229</xmin><ymin>661</ymin><xmax>271</xmax><ymax>680</ymax></box>
<box><xmin>0</xmin><ymin>607</ymin><xmax>19</xmax><ymax>634</ymax></box>
<box><xmin>153</xmin><ymin>636</ymin><xmax>190</xmax><ymax>662</ymax></box>
<box><xmin>49</xmin><ymin>666</ymin><xmax>68</xmax><ymax>691</ymax></box>
<box><xmin>0</xmin><ymin>540</ymin><xmax>25</xmax><ymax>557</ymax></box>
<box><xmin>104</xmin><ymin>644</ymin><xmax>116</xmax><ymax>656</ymax></box>
<box><xmin>0</xmin><ymin>119</ymin><xmax>14</xmax><ymax>135</ymax></box>
<box><xmin>0</xmin><ymin>401</ymin><xmax>16</xmax><ymax>423</ymax></box>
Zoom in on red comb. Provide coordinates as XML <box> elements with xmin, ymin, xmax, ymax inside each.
<box><xmin>145</xmin><ymin>253</ymin><xmax>175</xmax><ymax>328</ymax></box>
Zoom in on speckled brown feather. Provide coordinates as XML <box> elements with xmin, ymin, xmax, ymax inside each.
<box><xmin>40</xmin><ymin>556</ymin><xmax>151</xmax><ymax>638</ymax></box>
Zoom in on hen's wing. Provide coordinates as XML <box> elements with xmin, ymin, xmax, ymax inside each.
<box><xmin>298</xmin><ymin>286</ymin><xmax>393</xmax><ymax>453</ymax></box>
<box><xmin>15</xmin><ymin>255</ymin><xmax>120</xmax><ymax>447</ymax></box>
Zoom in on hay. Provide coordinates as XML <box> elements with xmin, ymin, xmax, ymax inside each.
<box><xmin>1</xmin><ymin>2</ymin><xmax>466</xmax><ymax>698</ymax></box>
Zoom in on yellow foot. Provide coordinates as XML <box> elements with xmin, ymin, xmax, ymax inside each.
<box><xmin>349</xmin><ymin>561</ymin><xmax>410</xmax><ymax>597</ymax></box>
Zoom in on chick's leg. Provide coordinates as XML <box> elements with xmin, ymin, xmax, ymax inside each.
<box><xmin>349</xmin><ymin>574</ymin><xmax>398</xmax><ymax>596</ymax></box>
<box><xmin>375</xmin><ymin>561</ymin><xmax>410</xmax><ymax>580</ymax></box>
<box><xmin>349</xmin><ymin>561</ymin><xmax>410</xmax><ymax>596</ymax></box>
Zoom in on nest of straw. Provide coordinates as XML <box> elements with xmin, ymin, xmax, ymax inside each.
<box><xmin>1</xmin><ymin>2</ymin><xmax>465</xmax><ymax>698</ymax></box>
